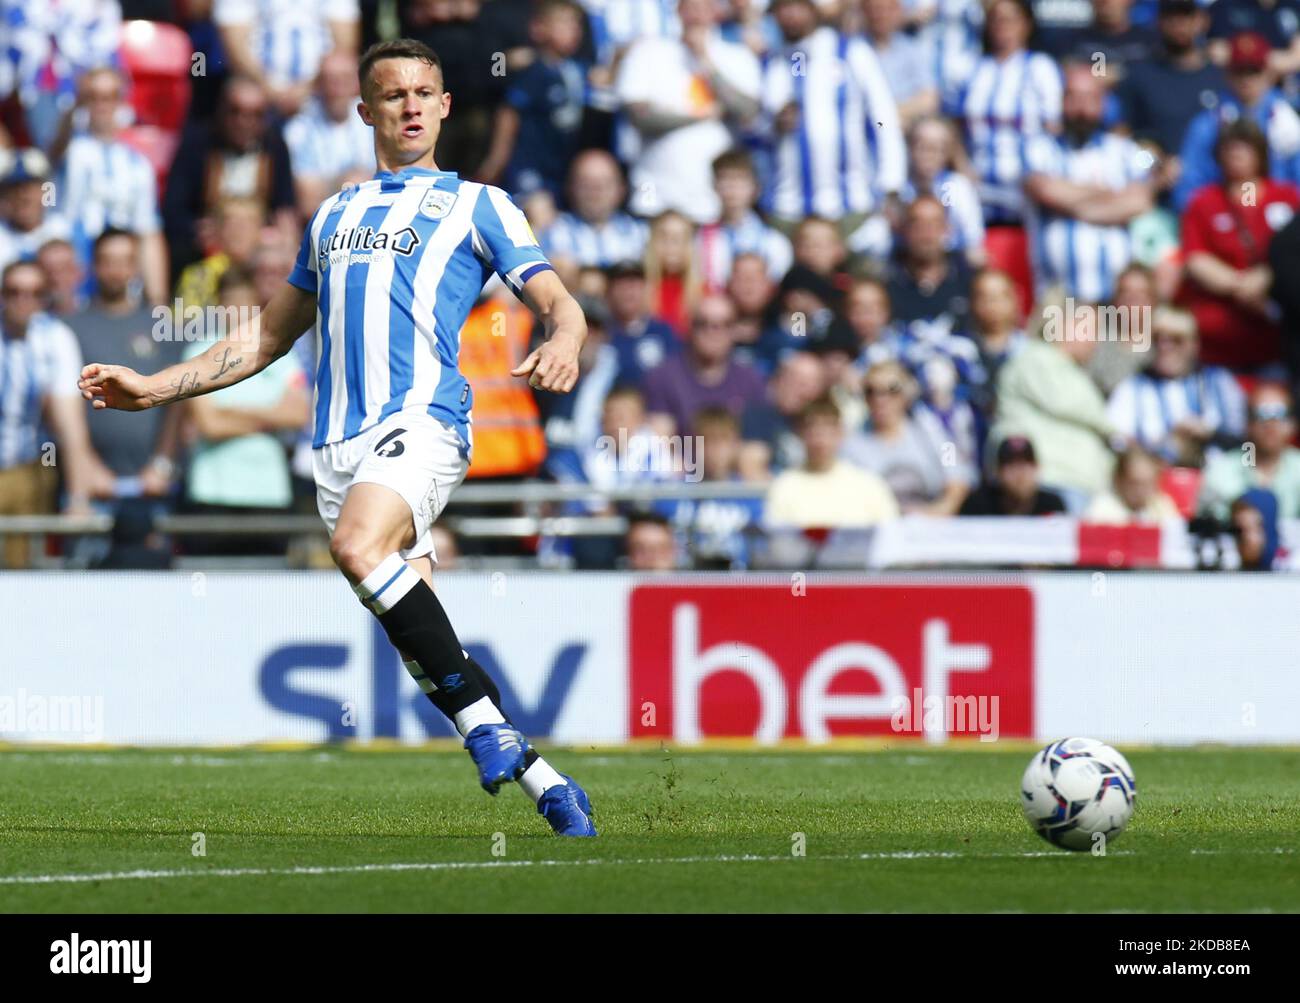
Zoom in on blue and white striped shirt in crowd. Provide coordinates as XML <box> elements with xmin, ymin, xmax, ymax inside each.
<box><xmin>921</xmin><ymin>0</ymin><xmax>984</xmax><ymax>106</ymax></box>
<box><xmin>762</xmin><ymin>26</ymin><xmax>906</xmax><ymax>221</ymax></box>
<box><xmin>697</xmin><ymin>211</ymin><xmax>793</xmax><ymax>287</ymax></box>
<box><xmin>899</xmin><ymin>169</ymin><xmax>985</xmax><ymax>256</ymax></box>
<box><xmin>1022</xmin><ymin>129</ymin><xmax>1152</xmax><ymax>303</ymax></box>
<box><xmin>0</xmin><ymin>216</ymin><xmax>74</xmax><ymax>272</ymax></box>
<box><xmin>284</xmin><ymin>98</ymin><xmax>375</xmax><ymax>182</ymax></box>
<box><xmin>1106</xmin><ymin>367</ymin><xmax>1246</xmax><ymax>463</ymax></box>
<box><xmin>542</xmin><ymin>211</ymin><xmax>648</xmax><ymax>268</ymax></box>
<box><xmin>288</xmin><ymin>168</ymin><xmax>553</xmax><ymax>452</ymax></box>
<box><xmin>955</xmin><ymin>50</ymin><xmax>1062</xmax><ymax>223</ymax></box>
<box><xmin>0</xmin><ymin>0</ymin><xmax>120</xmax><ymax>108</ymax></box>
<box><xmin>581</xmin><ymin>0</ymin><xmax>680</xmax><ymax>64</ymax></box>
<box><xmin>214</xmin><ymin>0</ymin><xmax>359</xmax><ymax>87</ymax></box>
<box><xmin>881</xmin><ymin>321</ymin><xmax>989</xmax><ymax>396</ymax></box>
<box><xmin>0</xmin><ymin>313</ymin><xmax>83</xmax><ymax>470</ymax></box>
<box><xmin>57</xmin><ymin>135</ymin><xmax>161</xmax><ymax>243</ymax></box>
<box><xmin>869</xmin><ymin>29</ymin><xmax>937</xmax><ymax>109</ymax></box>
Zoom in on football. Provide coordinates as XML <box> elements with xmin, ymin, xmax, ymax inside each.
<box><xmin>1020</xmin><ymin>738</ymin><xmax>1137</xmax><ymax>851</ymax></box>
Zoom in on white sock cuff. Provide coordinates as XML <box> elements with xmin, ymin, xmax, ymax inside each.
<box><xmin>454</xmin><ymin>696</ymin><xmax>506</xmax><ymax>738</ymax></box>
<box><xmin>354</xmin><ymin>554</ymin><xmax>421</xmax><ymax>614</ymax></box>
<box><xmin>519</xmin><ymin>757</ymin><xmax>567</xmax><ymax>804</ymax></box>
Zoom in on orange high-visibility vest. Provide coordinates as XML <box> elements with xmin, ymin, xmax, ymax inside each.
<box><xmin>460</xmin><ymin>297</ymin><xmax>547</xmax><ymax>479</ymax></box>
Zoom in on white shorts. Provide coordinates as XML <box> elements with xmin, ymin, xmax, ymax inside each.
<box><xmin>313</xmin><ymin>409</ymin><xmax>469</xmax><ymax>563</ymax></box>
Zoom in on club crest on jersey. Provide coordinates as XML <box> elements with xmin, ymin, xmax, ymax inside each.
<box><xmin>419</xmin><ymin>189</ymin><xmax>457</xmax><ymax>220</ymax></box>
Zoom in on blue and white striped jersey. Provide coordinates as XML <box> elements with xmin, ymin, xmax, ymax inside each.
<box><xmin>284</xmin><ymin>99</ymin><xmax>375</xmax><ymax>182</ymax></box>
<box><xmin>0</xmin><ymin>314</ymin><xmax>83</xmax><ymax>470</ymax></box>
<box><xmin>1106</xmin><ymin>367</ymin><xmax>1246</xmax><ymax>463</ymax></box>
<box><xmin>0</xmin><ymin>0</ymin><xmax>120</xmax><ymax>108</ymax></box>
<box><xmin>922</xmin><ymin>0</ymin><xmax>984</xmax><ymax>105</ymax></box>
<box><xmin>0</xmin><ymin>216</ymin><xmax>74</xmax><ymax>272</ymax></box>
<box><xmin>542</xmin><ymin>211</ymin><xmax>648</xmax><ymax>268</ymax></box>
<box><xmin>697</xmin><ymin>211</ymin><xmax>793</xmax><ymax>286</ymax></box>
<box><xmin>57</xmin><ymin>135</ymin><xmax>161</xmax><ymax>242</ymax></box>
<box><xmin>956</xmin><ymin>51</ymin><xmax>1062</xmax><ymax>222</ymax></box>
<box><xmin>213</xmin><ymin>0</ymin><xmax>358</xmax><ymax>87</ymax></box>
<box><xmin>869</xmin><ymin>29</ymin><xmax>936</xmax><ymax>107</ymax></box>
<box><xmin>1022</xmin><ymin>130</ymin><xmax>1152</xmax><ymax>303</ymax></box>
<box><xmin>288</xmin><ymin>168</ymin><xmax>553</xmax><ymax>453</ymax></box>
<box><xmin>580</xmin><ymin>0</ymin><xmax>680</xmax><ymax>64</ymax></box>
<box><xmin>762</xmin><ymin>26</ymin><xmax>906</xmax><ymax>221</ymax></box>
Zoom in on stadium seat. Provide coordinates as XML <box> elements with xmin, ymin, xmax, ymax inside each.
<box><xmin>1160</xmin><ymin>466</ymin><xmax>1203</xmax><ymax>520</ymax></box>
<box><xmin>119</xmin><ymin>20</ymin><xmax>193</xmax><ymax>133</ymax></box>
<box><xmin>983</xmin><ymin>225</ymin><xmax>1034</xmax><ymax>322</ymax></box>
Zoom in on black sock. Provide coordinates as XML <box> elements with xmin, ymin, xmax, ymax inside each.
<box><xmin>398</xmin><ymin>648</ymin><xmax>517</xmax><ymax>728</ymax></box>
<box><xmin>375</xmin><ymin>582</ymin><xmax>489</xmax><ymax>717</ymax></box>
<box><xmin>353</xmin><ymin>556</ymin><xmax>519</xmax><ymax>735</ymax></box>
<box><xmin>463</xmin><ymin>654</ymin><xmax>503</xmax><ymax>711</ymax></box>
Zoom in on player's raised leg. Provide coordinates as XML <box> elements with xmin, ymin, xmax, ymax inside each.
<box><xmin>330</xmin><ymin>482</ymin><xmax>595</xmax><ymax>835</ymax></box>
<box><xmin>406</xmin><ymin>557</ymin><xmax>597</xmax><ymax>836</ymax></box>
<box><xmin>330</xmin><ymin>482</ymin><xmax>527</xmax><ymax>793</ymax></box>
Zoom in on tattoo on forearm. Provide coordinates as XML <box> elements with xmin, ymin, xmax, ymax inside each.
<box><xmin>159</xmin><ymin>370</ymin><xmax>202</xmax><ymax>403</ymax></box>
<box><xmin>156</xmin><ymin>348</ymin><xmax>244</xmax><ymax>406</ymax></box>
<box><xmin>212</xmin><ymin>346</ymin><xmax>244</xmax><ymax>380</ymax></box>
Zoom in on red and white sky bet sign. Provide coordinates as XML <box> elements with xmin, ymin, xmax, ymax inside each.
<box><xmin>628</xmin><ymin>584</ymin><xmax>1034</xmax><ymax>742</ymax></box>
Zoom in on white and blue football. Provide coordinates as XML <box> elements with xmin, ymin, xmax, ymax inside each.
<box><xmin>1021</xmin><ymin>738</ymin><xmax>1137</xmax><ymax>851</ymax></box>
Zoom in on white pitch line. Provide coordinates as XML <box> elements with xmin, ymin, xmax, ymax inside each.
<box><xmin>3</xmin><ymin>845</ymin><xmax>1292</xmax><ymax>888</ymax></box>
<box><xmin>0</xmin><ymin>753</ymin><xmax>339</xmax><ymax>768</ymax></box>
<box><xmin>0</xmin><ymin>849</ymin><xmax>1123</xmax><ymax>886</ymax></box>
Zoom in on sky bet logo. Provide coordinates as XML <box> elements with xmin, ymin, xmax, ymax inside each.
<box><xmin>320</xmin><ymin>224</ymin><xmax>420</xmax><ymax>261</ymax></box>
<box><xmin>258</xmin><ymin>621</ymin><xmax>585</xmax><ymax>738</ymax></box>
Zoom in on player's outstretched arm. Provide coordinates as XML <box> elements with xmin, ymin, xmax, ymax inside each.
<box><xmin>78</xmin><ymin>284</ymin><xmax>318</xmax><ymax>411</ymax></box>
<box><xmin>510</xmin><ymin>269</ymin><xmax>586</xmax><ymax>395</ymax></box>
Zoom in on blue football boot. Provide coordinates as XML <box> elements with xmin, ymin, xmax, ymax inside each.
<box><xmin>463</xmin><ymin>723</ymin><xmax>529</xmax><ymax>795</ymax></box>
<box><xmin>537</xmin><ymin>774</ymin><xmax>597</xmax><ymax>837</ymax></box>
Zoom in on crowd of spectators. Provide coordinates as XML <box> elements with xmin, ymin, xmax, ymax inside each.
<box><xmin>1</xmin><ymin>0</ymin><xmax>1300</xmax><ymax>571</ymax></box>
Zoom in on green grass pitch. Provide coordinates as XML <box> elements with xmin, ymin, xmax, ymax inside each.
<box><xmin>1</xmin><ymin>744</ymin><xmax>1296</xmax><ymax>913</ymax></box>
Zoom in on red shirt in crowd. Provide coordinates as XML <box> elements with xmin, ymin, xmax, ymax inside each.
<box><xmin>1178</xmin><ymin>178</ymin><xmax>1300</xmax><ymax>370</ymax></box>
<box><xmin>653</xmin><ymin>272</ymin><xmax>691</xmax><ymax>336</ymax></box>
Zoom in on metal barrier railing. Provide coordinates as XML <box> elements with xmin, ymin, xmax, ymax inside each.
<box><xmin>0</xmin><ymin>481</ymin><xmax>765</xmax><ymax>541</ymax></box>
<box><xmin>3</xmin><ymin>487</ymin><xmax>1293</xmax><ymax>572</ymax></box>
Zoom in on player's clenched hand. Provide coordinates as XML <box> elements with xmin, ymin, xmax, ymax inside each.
<box><xmin>79</xmin><ymin>363</ymin><xmax>153</xmax><ymax>411</ymax></box>
<box><xmin>511</xmin><ymin>335</ymin><xmax>580</xmax><ymax>394</ymax></box>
